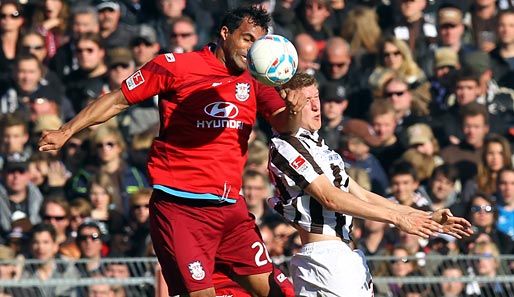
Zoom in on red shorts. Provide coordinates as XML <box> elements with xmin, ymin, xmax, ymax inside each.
<box><xmin>149</xmin><ymin>190</ymin><xmax>273</xmax><ymax>296</ymax></box>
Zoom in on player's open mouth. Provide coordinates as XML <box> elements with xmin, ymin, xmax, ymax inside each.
<box><xmin>242</xmin><ymin>56</ymin><xmax>247</xmax><ymax>63</ymax></box>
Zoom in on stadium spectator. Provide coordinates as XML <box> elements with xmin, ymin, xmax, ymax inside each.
<box><xmin>425</xmin><ymin>164</ymin><xmax>463</xmax><ymax>214</ymax></box>
<box><xmin>470</xmin><ymin>241</ymin><xmax>514</xmax><ymax>296</ymax></box>
<box><xmin>0</xmin><ymin>152</ymin><xmax>43</xmax><ymax>240</ymax></box>
<box><xmin>434</xmin><ymin>260</ymin><xmax>467</xmax><ymax>297</ymax></box>
<box><xmin>440</xmin><ymin>102</ymin><xmax>492</xmax><ymax>186</ymax></box>
<box><xmin>461</xmin><ymin>193</ymin><xmax>514</xmax><ymax>255</ymax></box>
<box><xmin>22</xmin><ymin>223</ymin><xmax>80</xmax><ymax>296</ymax></box>
<box><xmin>319</xmin><ymin>36</ymin><xmax>372</xmax><ymax>119</ymax></box>
<box><xmin>244</xmin><ymin>139</ymin><xmax>270</xmax><ymax>175</ymax></box>
<box><xmin>435</xmin><ymin>5</ymin><xmax>476</xmax><ymax>65</ymax></box>
<box><xmin>497</xmin><ymin>167</ymin><xmax>514</xmax><ymax>240</ymax></box>
<box><xmin>369</xmin><ymin>99</ymin><xmax>406</xmax><ymax>172</ymax></box>
<box><xmin>126</xmin><ymin>188</ymin><xmax>151</xmax><ymax>257</ymax></box>
<box><xmin>390</xmin><ymin>0</ymin><xmax>436</xmax><ymax>69</ymax></box>
<box><xmin>31</xmin><ymin>0</ymin><xmax>71</xmax><ymax>59</ymax></box>
<box><xmin>490</xmin><ymin>10</ymin><xmax>514</xmax><ymax>86</ymax></box>
<box><xmin>94</xmin><ymin>0</ymin><xmax>135</xmax><ymax>49</ymax></box>
<box><xmin>69</xmin><ymin>198</ymin><xmax>92</xmax><ymax>238</ymax></box>
<box><xmin>0</xmin><ymin>1</ymin><xmax>25</xmax><ymax>82</ymax></box>
<box><xmin>461</xmin><ymin>134</ymin><xmax>512</xmax><ymax>202</ymax></box>
<box><xmin>49</xmin><ymin>5</ymin><xmax>100</xmax><ymax>81</ymax></box>
<box><xmin>76</xmin><ymin>219</ymin><xmax>107</xmax><ymax>277</ymax></box>
<box><xmin>429</xmin><ymin>47</ymin><xmax>461</xmax><ymax>115</ymax></box>
<box><xmin>339</xmin><ymin>6</ymin><xmax>381</xmax><ymax>77</ymax></box>
<box><xmin>404</xmin><ymin>123</ymin><xmax>444</xmax><ymax>179</ymax></box>
<box><xmin>64</xmin><ymin>32</ymin><xmax>108</xmax><ymax>114</ymax></box>
<box><xmin>242</xmin><ymin>169</ymin><xmax>279</xmax><ymax>226</ymax></box>
<box><xmin>387</xmin><ymin>159</ymin><xmax>432</xmax><ymax>211</ymax></box>
<box><xmin>340</xmin><ymin>119</ymin><xmax>389</xmax><ymax>196</ymax></box>
<box><xmin>318</xmin><ymin>82</ymin><xmax>349</xmax><ymax>151</ymax></box>
<box><xmin>291</xmin><ymin>0</ymin><xmax>333</xmax><ymax>52</ymax></box>
<box><xmin>468</xmin><ymin>0</ymin><xmax>500</xmax><ymax>52</ymax></box>
<box><xmin>129</xmin><ymin>24</ymin><xmax>160</xmax><ymax>68</ymax></box>
<box><xmin>293</xmin><ymin>33</ymin><xmax>320</xmax><ymax>77</ymax></box>
<box><xmin>169</xmin><ymin>16</ymin><xmax>199</xmax><ymax>53</ymax></box>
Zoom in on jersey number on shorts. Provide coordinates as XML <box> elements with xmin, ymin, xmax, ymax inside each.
<box><xmin>252</xmin><ymin>242</ymin><xmax>272</xmax><ymax>267</ymax></box>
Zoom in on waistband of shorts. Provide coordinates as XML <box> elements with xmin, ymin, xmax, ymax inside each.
<box><xmin>301</xmin><ymin>239</ymin><xmax>351</xmax><ymax>254</ymax></box>
<box><xmin>154</xmin><ymin>188</ymin><xmax>235</xmax><ymax>207</ymax></box>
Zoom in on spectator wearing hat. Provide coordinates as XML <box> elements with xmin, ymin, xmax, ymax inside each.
<box><xmin>129</xmin><ymin>24</ymin><xmax>160</xmax><ymax>68</ymax></box>
<box><xmin>49</xmin><ymin>5</ymin><xmax>100</xmax><ymax>82</ymax></box>
<box><xmin>318</xmin><ymin>82</ymin><xmax>349</xmax><ymax>151</ymax></box>
<box><xmin>436</xmin><ymin>5</ymin><xmax>476</xmax><ymax>64</ymax></box>
<box><xmin>490</xmin><ymin>10</ymin><xmax>514</xmax><ymax>87</ymax></box>
<box><xmin>75</xmin><ymin>219</ymin><xmax>108</xmax><ymax>277</ymax></box>
<box><xmin>0</xmin><ymin>152</ymin><xmax>44</xmax><ymax>241</ymax></box>
<box><xmin>340</xmin><ymin>119</ymin><xmax>389</xmax><ymax>196</ymax></box>
<box><xmin>94</xmin><ymin>0</ymin><xmax>136</xmax><ymax>49</ymax></box>
<box><xmin>169</xmin><ymin>16</ymin><xmax>199</xmax><ymax>53</ymax></box>
<box><xmin>430</xmin><ymin>47</ymin><xmax>461</xmax><ymax>115</ymax></box>
<box><xmin>402</xmin><ymin>123</ymin><xmax>444</xmax><ymax>186</ymax></box>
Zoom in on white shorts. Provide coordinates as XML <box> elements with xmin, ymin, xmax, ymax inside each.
<box><xmin>290</xmin><ymin>240</ymin><xmax>373</xmax><ymax>297</ymax></box>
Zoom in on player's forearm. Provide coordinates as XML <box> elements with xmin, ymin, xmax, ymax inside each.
<box><xmin>306</xmin><ymin>178</ymin><xmax>400</xmax><ymax>225</ymax></box>
<box><xmin>63</xmin><ymin>90</ymin><xmax>130</xmax><ymax>135</ymax></box>
<box><xmin>270</xmin><ymin>107</ymin><xmax>301</xmax><ymax>135</ymax></box>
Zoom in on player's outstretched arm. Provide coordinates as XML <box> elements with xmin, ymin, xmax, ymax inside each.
<box><xmin>39</xmin><ymin>90</ymin><xmax>130</xmax><ymax>152</ymax></box>
<box><xmin>431</xmin><ymin>209</ymin><xmax>474</xmax><ymax>239</ymax></box>
<box><xmin>305</xmin><ymin>175</ymin><xmax>442</xmax><ymax>239</ymax></box>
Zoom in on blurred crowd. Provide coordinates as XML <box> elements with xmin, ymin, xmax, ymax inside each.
<box><xmin>2</xmin><ymin>0</ymin><xmax>514</xmax><ymax>296</ymax></box>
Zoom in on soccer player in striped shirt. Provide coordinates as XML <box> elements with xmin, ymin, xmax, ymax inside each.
<box><xmin>268</xmin><ymin>72</ymin><xmax>474</xmax><ymax>297</ymax></box>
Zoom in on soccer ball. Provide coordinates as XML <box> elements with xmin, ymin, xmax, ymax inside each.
<box><xmin>247</xmin><ymin>34</ymin><xmax>298</xmax><ymax>87</ymax></box>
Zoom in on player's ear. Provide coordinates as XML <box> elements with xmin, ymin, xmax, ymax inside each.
<box><xmin>220</xmin><ymin>26</ymin><xmax>230</xmax><ymax>41</ymax></box>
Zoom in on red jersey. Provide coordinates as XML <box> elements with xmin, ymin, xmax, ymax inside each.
<box><xmin>121</xmin><ymin>45</ymin><xmax>284</xmax><ymax>202</ymax></box>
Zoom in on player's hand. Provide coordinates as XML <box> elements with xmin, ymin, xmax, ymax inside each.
<box><xmin>38</xmin><ymin>128</ymin><xmax>71</xmax><ymax>152</ymax></box>
<box><xmin>431</xmin><ymin>209</ymin><xmax>474</xmax><ymax>239</ymax></box>
<box><xmin>396</xmin><ymin>211</ymin><xmax>443</xmax><ymax>239</ymax></box>
<box><xmin>279</xmin><ymin>88</ymin><xmax>307</xmax><ymax>115</ymax></box>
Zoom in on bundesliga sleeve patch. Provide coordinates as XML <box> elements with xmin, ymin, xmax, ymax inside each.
<box><xmin>126</xmin><ymin>70</ymin><xmax>145</xmax><ymax>90</ymax></box>
<box><xmin>291</xmin><ymin>155</ymin><xmax>306</xmax><ymax>171</ymax></box>
<box><xmin>165</xmin><ymin>53</ymin><xmax>175</xmax><ymax>62</ymax></box>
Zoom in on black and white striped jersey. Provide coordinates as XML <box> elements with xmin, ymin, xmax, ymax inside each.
<box><xmin>268</xmin><ymin>128</ymin><xmax>353</xmax><ymax>241</ymax></box>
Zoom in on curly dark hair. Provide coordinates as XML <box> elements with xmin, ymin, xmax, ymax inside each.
<box><xmin>219</xmin><ymin>6</ymin><xmax>270</xmax><ymax>37</ymax></box>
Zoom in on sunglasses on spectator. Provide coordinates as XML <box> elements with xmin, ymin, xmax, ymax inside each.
<box><xmin>383</xmin><ymin>50</ymin><xmax>401</xmax><ymax>58</ymax></box>
<box><xmin>77</xmin><ymin>233</ymin><xmax>101</xmax><ymax>242</ymax></box>
<box><xmin>171</xmin><ymin>32</ymin><xmax>194</xmax><ymax>38</ymax></box>
<box><xmin>390</xmin><ymin>257</ymin><xmax>410</xmax><ymax>264</ymax></box>
<box><xmin>22</xmin><ymin>45</ymin><xmax>44</xmax><ymax>51</ymax></box>
<box><xmin>133</xmin><ymin>204</ymin><xmax>149</xmax><ymax>210</ymax></box>
<box><xmin>0</xmin><ymin>12</ymin><xmax>20</xmax><ymax>19</ymax></box>
<box><xmin>474</xmin><ymin>253</ymin><xmax>495</xmax><ymax>259</ymax></box>
<box><xmin>131</xmin><ymin>40</ymin><xmax>153</xmax><ymax>47</ymax></box>
<box><xmin>75</xmin><ymin>47</ymin><xmax>95</xmax><ymax>54</ymax></box>
<box><xmin>43</xmin><ymin>215</ymin><xmax>66</xmax><ymax>221</ymax></box>
<box><xmin>96</xmin><ymin>142</ymin><xmax>117</xmax><ymax>149</ymax></box>
<box><xmin>471</xmin><ymin>205</ymin><xmax>493</xmax><ymax>213</ymax></box>
<box><xmin>110</xmin><ymin>63</ymin><xmax>130</xmax><ymax>70</ymax></box>
<box><xmin>328</xmin><ymin>62</ymin><xmax>347</xmax><ymax>68</ymax></box>
<box><xmin>439</xmin><ymin>24</ymin><xmax>458</xmax><ymax>30</ymax></box>
<box><xmin>385</xmin><ymin>90</ymin><xmax>407</xmax><ymax>98</ymax></box>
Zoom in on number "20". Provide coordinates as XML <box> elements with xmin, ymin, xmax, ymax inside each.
<box><xmin>252</xmin><ymin>242</ymin><xmax>272</xmax><ymax>266</ymax></box>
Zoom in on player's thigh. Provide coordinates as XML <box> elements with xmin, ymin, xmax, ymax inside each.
<box><xmin>291</xmin><ymin>241</ymin><xmax>373</xmax><ymax>297</ymax></box>
<box><xmin>150</xmin><ymin>192</ymin><xmax>223</xmax><ymax>295</ymax></box>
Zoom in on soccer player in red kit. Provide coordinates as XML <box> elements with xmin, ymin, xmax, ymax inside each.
<box><xmin>39</xmin><ymin>6</ymin><xmax>305</xmax><ymax>297</ymax></box>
